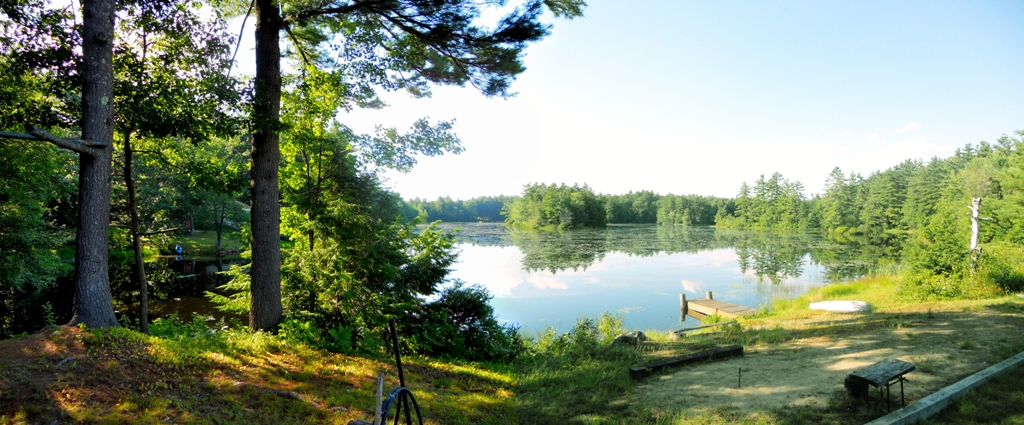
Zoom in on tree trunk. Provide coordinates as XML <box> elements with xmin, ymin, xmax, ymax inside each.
<box><xmin>70</xmin><ymin>0</ymin><xmax>120</xmax><ymax>328</ymax></box>
<box><xmin>124</xmin><ymin>131</ymin><xmax>150</xmax><ymax>334</ymax></box>
<box><xmin>249</xmin><ymin>0</ymin><xmax>283</xmax><ymax>331</ymax></box>
<box><xmin>969</xmin><ymin>197</ymin><xmax>982</xmax><ymax>271</ymax></box>
<box><xmin>216</xmin><ymin>200</ymin><xmax>224</xmax><ymax>254</ymax></box>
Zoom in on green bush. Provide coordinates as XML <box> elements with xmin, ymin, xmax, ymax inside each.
<box><xmin>978</xmin><ymin>249</ymin><xmax>1024</xmax><ymax>293</ymax></box>
<box><xmin>401</xmin><ymin>281</ymin><xmax>524</xmax><ymax>363</ymax></box>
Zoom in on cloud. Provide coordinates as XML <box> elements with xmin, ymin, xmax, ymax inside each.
<box><xmin>842</xmin><ymin>130</ymin><xmax>853</xmax><ymax>137</ymax></box>
<box><xmin>894</xmin><ymin>122</ymin><xmax>921</xmax><ymax>133</ymax></box>
<box><xmin>866</xmin><ymin>133</ymin><xmax>880</xmax><ymax>142</ymax></box>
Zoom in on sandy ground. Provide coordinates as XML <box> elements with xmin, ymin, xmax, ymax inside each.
<box><xmin>638</xmin><ymin>304</ymin><xmax>1024</xmax><ymax>414</ymax></box>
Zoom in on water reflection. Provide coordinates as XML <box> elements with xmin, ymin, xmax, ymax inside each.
<box><xmin>110</xmin><ymin>257</ymin><xmax>246</xmax><ymax>323</ymax></box>
<box><xmin>434</xmin><ymin>223</ymin><xmax>902</xmax><ymax>333</ymax></box>
<box><xmin>445</xmin><ymin>224</ymin><xmax>899</xmax><ymax>285</ymax></box>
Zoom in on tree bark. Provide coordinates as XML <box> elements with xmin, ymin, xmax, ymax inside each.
<box><xmin>249</xmin><ymin>0</ymin><xmax>283</xmax><ymax>331</ymax></box>
<box><xmin>70</xmin><ymin>0</ymin><xmax>120</xmax><ymax>328</ymax></box>
<box><xmin>124</xmin><ymin>131</ymin><xmax>150</xmax><ymax>334</ymax></box>
<box><xmin>216</xmin><ymin>201</ymin><xmax>224</xmax><ymax>254</ymax></box>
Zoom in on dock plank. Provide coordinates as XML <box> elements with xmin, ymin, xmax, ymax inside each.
<box><xmin>685</xmin><ymin>298</ymin><xmax>757</xmax><ymax>319</ymax></box>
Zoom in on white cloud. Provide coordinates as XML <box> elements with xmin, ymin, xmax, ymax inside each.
<box><xmin>866</xmin><ymin>133</ymin><xmax>881</xmax><ymax>141</ymax></box>
<box><xmin>842</xmin><ymin>130</ymin><xmax>854</xmax><ymax>137</ymax></box>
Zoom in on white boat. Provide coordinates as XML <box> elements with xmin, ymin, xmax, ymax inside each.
<box><xmin>809</xmin><ymin>300</ymin><xmax>870</xmax><ymax>313</ymax></box>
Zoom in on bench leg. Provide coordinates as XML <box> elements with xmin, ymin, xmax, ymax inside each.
<box><xmin>900</xmin><ymin>376</ymin><xmax>906</xmax><ymax>406</ymax></box>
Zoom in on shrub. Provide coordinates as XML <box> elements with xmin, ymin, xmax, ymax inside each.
<box><xmin>401</xmin><ymin>281</ymin><xmax>525</xmax><ymax>363</ymax></box>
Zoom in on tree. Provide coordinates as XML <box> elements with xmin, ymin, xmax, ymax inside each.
<box><xmin>1</xmin><ymin>0</ymin><xmax>122</xmax><ymax>327</ymax></box>
<box><xmin>239</xmin><ymin>0</ymin><xmax>585</xmax><ymax>330</ymax></box>
<box><xmin>111</xmin><ymin>0</ymin><xmax>241</xmax><ymax>332</ymax></box>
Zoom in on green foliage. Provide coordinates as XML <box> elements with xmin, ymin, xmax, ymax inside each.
<box><xmin>717</xmin><ymin>173</ymin><xmax>810</xmax><ymax>231</ymax></box>
<box><xmin>596</xmin><ymin>312</ymin><xmax>625</xmax><ymax>344</ymax></box>
<box><xmin>0</xmin><ymin>138</ymin><xmax>76</xmax><ymax>338</ymax></box>
<box><xmin>977</xmin><ymin>246</ymin><xmax>1024</xmax><ymax>293</ymax></box>
<box><xmin>514</xmin><ymin>315</ymin><xmax>643</xmax><ymax>422</ymax></box>
<box><xmin>657</xmin><ymin>193</ymin><xmax>731</xmax><ymax>226</ymax></box>
<box><xmin>504</xmin><ymin>183</ymin><xmax>606</xmax><ymax>230</ymax></box>
<box><xmin>405</xmin><ymin>195</ymin><xmax>514</xmax><ymax>222</ymax></box>
<box><xmin>603</xmin><ymin>190</ymin><xmax>660</xmax><ymax>224</ymax></box>
<box><xmin>401</xmin><ymin>282</ymin><xmax>525</xmax><ymax>362</ymax></box>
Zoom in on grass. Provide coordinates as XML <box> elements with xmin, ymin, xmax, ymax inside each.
<box><xmin>0</xmin><ymin>320</ymin><xmax>514</xmax><ymax>424</ymax></box>
<box><xmin>922</xmin><ymin>363</ymin><xmax>1024</xmax><ymax>424</ymax></box>
<box><xmin>165</xmin><ymin>230</ymin><xmax>245</xmax><ymax>257</ymax></box>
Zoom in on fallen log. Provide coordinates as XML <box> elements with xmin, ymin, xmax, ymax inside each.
<box><xmin>629</xmin><ymin>345</ymin><xmax>744</xmax><ymax>380</ymax></box>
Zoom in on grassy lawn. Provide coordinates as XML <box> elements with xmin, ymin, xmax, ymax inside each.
<box><xmin>164</xmin><ymin>230</ymin><xmax>245</xmax><ymax>257</ymax></box>
<box><xmin>0</xmin><ymin>322</ymin><xmax>514</xmax><ymax>424</ymax></box>
<box><xmin>922</xmin><ymin>363</ymin><xmax>1024</xmax><ymax>425</ymax></box>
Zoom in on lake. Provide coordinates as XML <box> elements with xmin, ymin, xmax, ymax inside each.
<box><xmin>432</xmin><ymin>223</ymin><xmax>892</xmax><ymax>334</ymax></box>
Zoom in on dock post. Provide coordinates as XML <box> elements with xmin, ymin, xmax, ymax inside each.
<box><xmin>707</xmin><ymin>291</ymin><xmax>713</xmax><ymax>300</ymax></box>
<box><xmin>680</xmin><ymin>293</ymin><xmax>687</xmax><ymax>322</ymax></box>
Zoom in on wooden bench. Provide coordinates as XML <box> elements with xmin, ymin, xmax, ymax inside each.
<box><xmin>845</xmin><ymin>358</ymin><xmax>915</xmax><ymax>412</ymax></box>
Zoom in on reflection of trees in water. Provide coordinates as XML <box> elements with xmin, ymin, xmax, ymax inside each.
<box><xmin>748</xmin><ymin>272</ymin><xmax>817</xmax><ymax>308</ymax></box>
<box><xmin>109</xmin><ymin>257</ymin><xmax>244</xmax><ymax>305</ymax></box>
<box><xmin>425</xmin><ymin>223</ymin><xmax>905</xmax><ymax>277</ymax></box>
<box><xmin>510</xmin><ymin>228</ymin><xmax>608</xmax><ymax>273</ymax></box>
<box><xmin>717</xmin><ymin>231</ymin><xmax>805</xmax><ymax>284</ymax></box>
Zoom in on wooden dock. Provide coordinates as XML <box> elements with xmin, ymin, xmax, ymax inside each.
<box><xmin>680</xmin><ymin>291</ymin><xmax>757</xmax><ymax>321</ymax></box>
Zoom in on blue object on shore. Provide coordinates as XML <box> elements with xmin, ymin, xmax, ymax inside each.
<box><xmin>175</xmin><ymin>244</ymin><xmax>183</xmax><ymax>255</ymax></box>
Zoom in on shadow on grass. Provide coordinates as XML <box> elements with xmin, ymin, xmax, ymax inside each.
<box><xmin>0</xmin><ymin>325</ymin><xmax>515</xmax><ymax>425</ymax></box>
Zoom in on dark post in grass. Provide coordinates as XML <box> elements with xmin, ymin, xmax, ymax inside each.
<box><xmin>388</xmin><ymin>318</ymin><xmax>412</xmax><ymax>425</ymax></box>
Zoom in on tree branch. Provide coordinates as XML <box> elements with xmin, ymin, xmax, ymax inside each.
<box><xmin>26</xmin><ymin>124</ymin><xmax>105</xmax><ymax>154</ymax></box>
<box><xmin>284</xmin><ymin>0</ymin><xmax>386</xmax><ymax>24</ymax></box>
<box><xmin>283</xmin><ymin>24</ymin><xmax>312</xmax><ymax>68</ymax></box>
<box><xmin>140</xmin><ymin>227</ymin><xmax>181</xmax><ymax>236</ymax></box>
<box><xmin>0</xmin><ymin>127</ymin><xmax>103</xmax><ymax>155</ymax></box>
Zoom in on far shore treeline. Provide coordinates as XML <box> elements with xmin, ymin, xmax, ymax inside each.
<box><xmin>407</xmin><ymin>133</ymin><xmax>1024</xmax><ymax>246</ymax></box>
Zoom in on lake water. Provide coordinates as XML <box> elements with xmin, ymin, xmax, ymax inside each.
<box><xmin>432</xmin><ymin>223</ymin><xmax>889</xmax><ymax>334</ymax></box>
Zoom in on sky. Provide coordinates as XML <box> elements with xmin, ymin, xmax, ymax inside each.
<box><xmin>230</xmin><ymin>0</ymin><xmax>1024</xmax><ymax>200</ymax></box>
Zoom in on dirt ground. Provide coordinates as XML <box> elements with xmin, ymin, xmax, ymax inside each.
<box><xmin>638</xmin><ymin>302</ymin><xmax>1024</xmax><ymax>415</ymax></box>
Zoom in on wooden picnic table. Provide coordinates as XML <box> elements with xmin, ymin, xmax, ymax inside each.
<box><xmin>845</xmin><ymin>358</ymin><xmax>915</xmax><ymax>412</ymax></box>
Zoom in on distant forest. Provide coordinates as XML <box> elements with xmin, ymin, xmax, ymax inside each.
<box><xmin>403</xmin><ymin>188</ymin><xmax>734</xmax><ymax>228</ymax></box>
<box><xmin>406</xmin><ymin>132</ymin><xmax>1024</xmax><ymax>248</ymax></box>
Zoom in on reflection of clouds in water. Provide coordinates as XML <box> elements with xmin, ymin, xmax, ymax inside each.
<box><xmin>694</xmin><ymin>249</ymin><xmax>740</xmax><ymax>267</ymax></box>
<box><xmin>452</xmin><ymin>244</ymin><xmax>596</xmax><ymax>296</ymax></box>
<box><xmin>450</xmin><ymin>245</ymin><xmax>526</xmax><ymax>297</ymax></box>
<box><xmin>680</xmin><ymin>279</ymin><xmax>702</xmax><ymax>293</ymax></box>
<box><xmin>526</xmin><ymin>274</ymin><xmax>568</xmax><ymax>290</ymax></box>
<box><xmin>600</xmin><ymin>249</ymin><xmax>737</xmax><ymax>268</ymax></box>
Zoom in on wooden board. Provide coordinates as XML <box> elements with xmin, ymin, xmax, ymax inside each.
<box><xmin>672</xmin><ymin>320</ymin><xmax>737</xmax><ymax>336</ymax></box>
<box><xmin>849</xmin><ymin>358</ymin><xmax>916</xmax><ymax>388</ymax></box>
<box><xmin>629</xmin><ymin>345</ymin><xmax>744</xmax><ymax>380</ymax></box>
<box><xmin>686</xmin><ymin>298</ymin><xmax>757</xmax><ymax>319</ymax></box>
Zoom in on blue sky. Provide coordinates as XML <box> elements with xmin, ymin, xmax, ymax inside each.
<box><xmin>233</xmin><ymin>0</ymin><xmax>1024</xmax><ymax>199</ymax></box>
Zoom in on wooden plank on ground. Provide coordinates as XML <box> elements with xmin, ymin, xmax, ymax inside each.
<box><xmin>629</xmin><ymin>345</ymin><xmax>744</xmax><ymax>380</ymax></box>
<box><xmin>671</xmin><ymin>320</ymin><xmax>736</xmax><ymax>336</ymax></box>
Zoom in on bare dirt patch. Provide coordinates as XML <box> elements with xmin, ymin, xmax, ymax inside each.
<box><xmin>638</xmin><ymin>304</ymin><xmax>1024</xmax><ymax>417</ymax></box>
